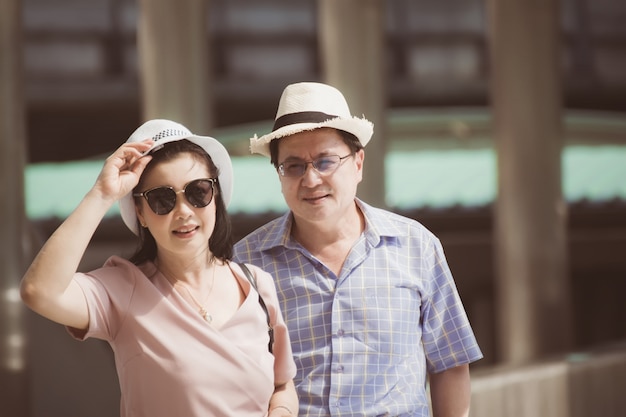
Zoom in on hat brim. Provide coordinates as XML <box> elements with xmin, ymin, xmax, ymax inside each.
<box><xmin>119</xmin><ymin>133</ymin><xmax>233</xmax><ymax>235</ymax></box>
<box><xmin>249</xmin><ymin>116</ymin><xmax>373</xmax><ymax>157</ymax></box>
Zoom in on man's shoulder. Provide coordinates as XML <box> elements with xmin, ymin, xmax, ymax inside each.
<box><xmin>234</xmin><ymin>214</ymin><xmax>289</xmax><ymax>260</ymax></box>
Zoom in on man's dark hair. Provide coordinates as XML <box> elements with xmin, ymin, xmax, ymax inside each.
<box><xmin>269</xmin><ymin>128</ymin><xmax>364</xmax><ymax>168</ymax></box>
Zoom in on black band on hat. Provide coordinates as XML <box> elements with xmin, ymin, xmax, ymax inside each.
<box><xmin>272</xmin><ymin>111</ymin><xmax>338</xmax><ymax>132</ymax></box>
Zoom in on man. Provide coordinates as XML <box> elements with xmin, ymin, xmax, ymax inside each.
<box><xmin>234</xmin><ymin>82</ymin><xmax>483</xmax><ymax>417</ymax></box>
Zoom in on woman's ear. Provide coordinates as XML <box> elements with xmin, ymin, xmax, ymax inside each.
<box><xmin>135</xmin><ymin>204</ymin><xmax>147</xmax><ymax>228</ymax></box>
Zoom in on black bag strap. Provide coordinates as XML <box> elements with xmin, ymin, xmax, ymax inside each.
<box><xmin>238</xmin><ymin>263</ymin><xmax>274</xmax><ymax>353</ymax></box>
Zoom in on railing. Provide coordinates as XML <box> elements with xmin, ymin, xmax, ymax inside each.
<box><xmin>470</xmin><ymin>342</ymin><xmax>626</xmax><ymax>417</ymax></box>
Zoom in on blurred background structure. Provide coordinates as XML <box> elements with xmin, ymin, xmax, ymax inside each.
<box><xmin>1</xmin><ymin>0</ymin><xmax>625</xmax><ymax>416</ymax></box>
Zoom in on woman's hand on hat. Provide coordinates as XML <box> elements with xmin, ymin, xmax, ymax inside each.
<box><xmin>92</xmin><ymin>139</ymin><xmax>154</xmax><ymax>203</ymax></box>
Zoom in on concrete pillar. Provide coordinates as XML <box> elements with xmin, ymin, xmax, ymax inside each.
<box><xmin>137</xmin><ymin>0</ymin><xmax>212</xmax><ymax>132</ymax></box>
<box><xmin>486</xmin><ymin>0</ymin><xmax>573</xmax><ymax>363</ymax></box>
<box><xmin>318</xmin><ymin>0</ymin><xmax>387</xmax><ymax>208</ymax></box>
<box><xmin>0</xmin><ymin>0</ymin><xmax>29</xmax><ymax>415</ymax></box>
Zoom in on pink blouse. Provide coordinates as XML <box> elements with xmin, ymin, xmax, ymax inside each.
<box><xmin>70</xmin><ymin>256</ymin><xmax>296</xmax><ymax>417</ymax></box>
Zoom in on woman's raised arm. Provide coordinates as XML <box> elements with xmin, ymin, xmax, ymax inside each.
<box><xmin>20</xmin><ymin>140</ymin><xmax>153</xmax><ymax>329</ymax></box>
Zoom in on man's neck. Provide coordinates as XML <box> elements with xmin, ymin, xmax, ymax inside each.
<box><xmin>291</xmin><ymin>203</ymin><xmax>365</xmax><ymax>275</ymax></box>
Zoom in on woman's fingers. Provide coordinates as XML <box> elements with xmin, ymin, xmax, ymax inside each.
<box><xmin>96</xmin><ymin>139</ymin><xmax>154</xmax><ymax>199</ymax></box>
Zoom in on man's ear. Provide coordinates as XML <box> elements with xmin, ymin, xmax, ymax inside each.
<box><xmin>355</xmin><ymin>149</ymin><xmax>365</xmax><ymax>181</ymax></box>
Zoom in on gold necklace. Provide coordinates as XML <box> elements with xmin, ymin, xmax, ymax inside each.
<box><xmin>161</xmin><ymin>259</ymin><xmax>217</xmax><ymax>323</ymax></box>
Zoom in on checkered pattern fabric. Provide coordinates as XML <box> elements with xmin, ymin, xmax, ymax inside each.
<box><xmin>152</xmin><ymin>128</ymin><xmax>188</xmax><ymax>141</ymax></box>
<box><xmin>234</xmin><ymin>199</ymin><xmax>483</xmax><ymax>416</ymax></box>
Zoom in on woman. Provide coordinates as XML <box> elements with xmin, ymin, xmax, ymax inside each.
<box><xmin>20</xmin><ymin>119</ymin><xmax>298</xmax><ymax>417</ymax></box>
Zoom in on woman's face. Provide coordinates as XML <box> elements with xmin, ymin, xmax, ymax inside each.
<box><xmin>135</xmin><ymin>153</ymin><xmax>216</xmax><ymax>260</ymax></box>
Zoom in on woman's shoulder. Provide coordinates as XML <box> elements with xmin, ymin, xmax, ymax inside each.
<box><xmin>82</xmin><ymin>255</ymin><xmax>156</xmax><ymax>288</ymax></box>
<box><xmin>231</xmin><ymin>261</ymin><xmax>277</xmax><ymax>295</ymax></box>
<box><xmin>234</xmin><ymin>261</ymin><xmax>272</xmax><ymax>280</ymax></box>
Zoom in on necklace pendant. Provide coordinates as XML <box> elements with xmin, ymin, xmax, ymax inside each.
<box><xmin>199</xmin><ymin>307</ymin><xmax>212</xmax><ymax>323</ymax></box>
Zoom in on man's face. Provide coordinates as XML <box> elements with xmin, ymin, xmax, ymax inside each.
<box><xmin>276</xmin><ymin>128</ymin><xmax>364</xmax><ymax>226</ymax></box>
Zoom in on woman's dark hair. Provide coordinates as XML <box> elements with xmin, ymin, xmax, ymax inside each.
<box><xmin>129</xmin><ymin>140</ymin><xmax>233</xmax><ymax>265</ymax></box>
<box><xmin>269</xmin><ymin>128</ymin><xmax>364</xmax><ymax>168</ymax></box>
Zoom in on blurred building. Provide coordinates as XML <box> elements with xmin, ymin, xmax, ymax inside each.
<box><xmin>22</xmin><ymin>0</ymin><xmax>626</xmax><ymax>360</ymax></box>
<box><xmin>14</xmin><ymin>1</ymin><xmax>626</xmax><ymax>415</ymax></box>
<box><xmin>22</xmin><ymin>0</ymin><xmax>626</xmax><ymax>162</ymax></box>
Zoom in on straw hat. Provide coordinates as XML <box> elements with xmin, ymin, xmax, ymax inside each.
<box><xmin>249</xmin><ymin>82</ymin><xmax>374</xmax><ymax>157</ymax></box>
<box><xmin>119</xmin><ymin>119</ymin><xmax>233</xmax><ymax>235</ymax></box>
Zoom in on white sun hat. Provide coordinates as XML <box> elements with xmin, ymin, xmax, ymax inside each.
<box><xmin>119</xmin><ymin>119</ymin><xmax>233</xmax><ymax>235</ymax></box>
<box><xmin>249</xmin><ymin>82</ymin><xmax>374</xmax><ymax>157</ymax></box>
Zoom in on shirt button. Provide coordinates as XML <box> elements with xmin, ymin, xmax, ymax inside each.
<box><xmin>337</xmin><ymin>329</ymin><xmax>345</xmax><ymax>336</ymax></box>
<box><xmin>336</xmin><ymin>365</ymin><xmax>344</xmax><ymax>373</ymax></box>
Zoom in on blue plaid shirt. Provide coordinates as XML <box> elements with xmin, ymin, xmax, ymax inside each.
<box><xmin>234</xmin><ymin>200</ymin><xmax>483</xmax><ymax>417</ymax></box>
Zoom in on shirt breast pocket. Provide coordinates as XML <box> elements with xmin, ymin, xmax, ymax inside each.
<box><xmin>358</xmin><ymin>285</ymin><xmax>422</xmax><ymax>356</ymax></box>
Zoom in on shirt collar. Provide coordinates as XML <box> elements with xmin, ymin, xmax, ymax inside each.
<box><xmin>358</xmin><ymin>198</ymin><xmax>413</xmax><ymax>242</ymax></box>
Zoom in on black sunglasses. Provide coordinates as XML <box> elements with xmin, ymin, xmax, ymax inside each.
<box><xmin>133</xmin><ymin>178</ymin><xmax>217</xmax><ymax>215</ymax></box>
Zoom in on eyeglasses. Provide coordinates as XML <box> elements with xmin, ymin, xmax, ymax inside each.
<box><xmin>133</xmin><ymin>178</ymin><xmax>216</xmax><ymax>215</ymax></box>
<box><xmin>278</xmin><ymin>154</ymin><xmax>353</xmax><ymax>178</ymax></box>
